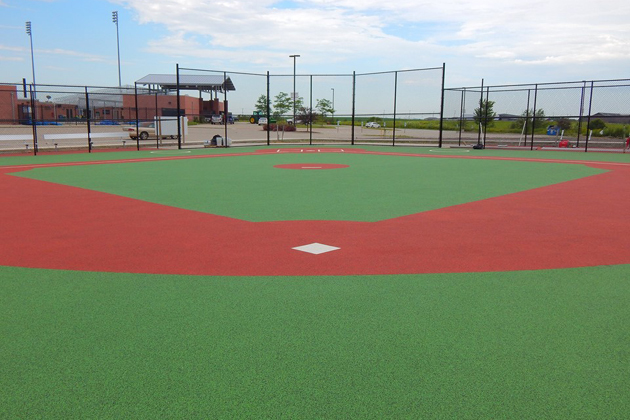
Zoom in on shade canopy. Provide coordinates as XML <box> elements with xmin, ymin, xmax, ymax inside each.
<box><xmin>136</xmin><ymin>74</ymin><xmax>236</xmax><ymax>93</ymax></box>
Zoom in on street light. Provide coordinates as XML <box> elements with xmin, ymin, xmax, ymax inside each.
<box><xmin>25</xmin><ymin>21</ymin><xmax>36</xmax><ymax>98</ymax></box>
<box><xmin>112</xmin><ymin>11</ymin><xmax>121</xmax><ymax>87</ymax></box>
<box><xmin>331</xmin><ymin>88</ymin><xmax>335</xmax><ymax>121</ymax></box>
<box><xmin>289</xmin><ymin>54</ymin><xmax>300</xmax><ymax>125</ymax></box>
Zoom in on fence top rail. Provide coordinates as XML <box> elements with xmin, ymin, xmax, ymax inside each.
<box><xmin>178</xmin><ymin>67</ymin><xmax>268</xmax><ymax>77</ymax></box>
<box><xmin>1</xmin><ymin>82</ymin><xmax>138</xmax><ymax>91</ymax></box>
<box><xmin>178</xmin><ymin>66</ymin><xmax>444</xmax><ymax>78</ymax></box>
<box><xmin>446</xmin><ymin>78</ymin><xmax>630</xmax><ymax>92</ymax></box>
<box><xmin>356</xmin><ymin>66</ymin><xmax>444</xmax><ymax>76</ymax></box>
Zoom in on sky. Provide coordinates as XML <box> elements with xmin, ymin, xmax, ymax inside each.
<box><xmin>1</xmin><ymin>0</ymin><xmax>629</xmax><ymax>115</ymax></box>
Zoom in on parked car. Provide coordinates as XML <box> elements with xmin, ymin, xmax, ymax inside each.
<box><xmin>210</xmin><ymin>114</ymin><xmax>223</xmax><ymax>125</ymax></box>
<box><xmin>123</xmin><ymin>122</ymin><xmax>175</xmax><ymax>140</ymax></box>
<box><xmin>365</xmin><ymin>121</ymin><xmax>381</xmax><ymax>128</ymax></box>
<box><xmin>258</xmin><ymin>117</ymin><xmax>268</xmax><ymax>126</ymax></box>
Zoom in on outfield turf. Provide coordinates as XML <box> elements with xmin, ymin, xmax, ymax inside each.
<box><xmin>1</xmin><ymin>146</ymin><xmax>630</xmax><ymax>418</ymax></box>
<box><xmin>1</xmin><ymin>265</ymin><xmax>629</xmax><ymax>419</ymax></box>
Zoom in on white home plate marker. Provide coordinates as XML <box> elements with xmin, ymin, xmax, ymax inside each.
<box><xmin>292</xmin><ymin>243</ymin><xmax>340</xmax><ymax>255</ymax></box>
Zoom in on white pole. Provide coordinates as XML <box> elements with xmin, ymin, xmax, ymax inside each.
<box><xmin>518</xmin><ymin>120</ymin><xmax>526</xmax><ymax>146</ymax></box>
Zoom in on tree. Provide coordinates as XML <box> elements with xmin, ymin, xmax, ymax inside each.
<box><xmin>473</xmin><ymin>100</ymin><xmax>496</xmax><ymax>129</ymax></box>
<box><xmin>514</xmin><ymin>108</ymin><xmax>546</xmax><ymax>130</ymax></box>
<box><xmin>296</xmin><ymin>106</ymin><xmax>317</xmax><ymax>125</ymax></box>
<box><xmin>254</xmin><ymin>95</ymin><xmax>269</xmax><ymax>114</ymax></box>
<box><xmin>315</xmin><ymin>98</ymin><xmax>335</xmax><ymax>119</ymax></box>
<box><xmin>273</xmin><ymin>92</ymin><xmax>292</xmax><ymax>118</ymax></box>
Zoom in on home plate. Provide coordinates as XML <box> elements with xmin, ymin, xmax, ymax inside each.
<box><xmin>292</xmin><ymin>243</ymin><xmax>341</xmax><ymax>255</ymax></box>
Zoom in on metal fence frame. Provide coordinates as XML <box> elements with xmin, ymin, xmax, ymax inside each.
<box><xmin>2</xmin><ymin>71</ymin><xmax>630</xmax><ymax>155</ymax></box>
<box><xmin>175</xmin><ymin>63</ymin><xmax>446</xmax><ymax>148</ymax></box>
<box><xmin>443</xmin><ymin>78</ymin><xmax>630</xmax><ymax>151</ymax></box>
<box><xmin>0</xmin><ymin>81</ymin><xmax>183</xmax><ymax>155</ymax></box>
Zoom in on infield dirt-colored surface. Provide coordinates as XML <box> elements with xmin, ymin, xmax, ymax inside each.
<box><xmin>2</xmin><ymin>148</ymin><xmax>629</xmax><ymax>275</ymax></box>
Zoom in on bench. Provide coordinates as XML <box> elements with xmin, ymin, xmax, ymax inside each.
<box><xmin>0</xmin><ymin>134</ymin><xmax>36</xmax><ymax>150</ymax></box>
<box><xmin>43</xmin><ymin>132</ymin><xmax>128</xmax><ymax>149</ymax></box>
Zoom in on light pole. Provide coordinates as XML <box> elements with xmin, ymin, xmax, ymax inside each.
<box><xmin>331</xmin><ymin>88</ymin><xmax>335</xmax><ymax>121</ymax></box>
<box><xmin>112</xmin><ymin>11</ymin><xmax>122</xmax><ymax>87</ymax></box>
<box><xmin>289</xmin><ymin>54</ymin><xmax>300</xmax><ymax>125</ymax></box>
<box><xmin>25</xmin><ymin>21</ymin><xmax>36</xmax><ymax>98</ymax></box>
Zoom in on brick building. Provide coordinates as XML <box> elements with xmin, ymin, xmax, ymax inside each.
<box><xmin>0</xmin><ymin>74</ymin><xmax>235</xmax><ymax>123</ymax></box>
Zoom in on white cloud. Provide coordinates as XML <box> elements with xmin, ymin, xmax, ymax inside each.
<box><xmin>117</xmin><ymin>0</ymin><xmax>630</xmax><ymax>72</ymax></box>
<box><xmin>0</xmin><ymin>44</ymin><xmax>25</xmax><ymax>52</ymax></box>
<box><xmin>1</xmin><ymin>43</ymin><xmax>110</xmax><ymax>63</ymax></box>
<box><xmin>37</xmin><ymin>48</ymin><xmax>108</xmax><ymax>62</ymax></box>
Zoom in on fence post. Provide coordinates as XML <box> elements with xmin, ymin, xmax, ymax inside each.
<box><xmin>483</xmin><ymin>86</ymin><xmax>490</xmax><ymax>147</ymax></box>
<box><xmin>29</xmin><ymin>84</ymin><xmax>38</xmax><ymax>155</ymax></box>
<box><xmin>458</xmin><ymin>88</ymin><xmax>466</xmax><ymax>147</ymax></box>
<box><xmin>438</xmin><ymin>62</ymin><xmax>446</xmax><ymax>148</ymax></box>
<box><xmin>309</xmin><ymin>75</ymin><xmax>313</xmax><ymax>145</ymax></box>
<box><xmin>266</xmin><ymin>71</ymin><xmax>270</xmax><ymax>146</ymax></box>
<box><xmin>530</xmin><ymin>84</ymin><xmax>538</xmax><ymax>150</ymax></box>
<box><xmin>585</xmin><ymin>81</ymin><xmax>594</xmax><ymax>153</ymax></box>
<box><xmin>577</xmin><ymin>81</ymin><xmax>586</xmax><ymax>147</ymax></box>
<box><xmin>477</xmin><ymin>79</ymin><xmax>483</xmax><ymax>146</ymax></box>
<box><xmin>351</xmin><ymin>71</ymin><xmax>356</xmax><ymax>145</ymax></box>
<box><xmin>524</xmin><ymin>90</ymin><xmax>531</xmax><ymax>147</ymax></box>
<box><xmin>155</xmin><ymin>91</ymin><xmax>159</xmax><ymax>149</ymax></box>
<box><xmin>134</xmin><ymin>83</ymin><xmax>140</xmax><ymax>151</ymax></box>
<box><xmin>223</xmin><ymin>71</ymin><xmax>229</xmax><ymax>144</ymax></box>
<box><xmin>176</xmin><ymin>63</ymin><xmax>182</xmax><ymax>149</ymax></box>
<box><xmin>85</xmin><ymin>87</ymin><xmax>92</xmax><ymax>153</ymax></box>
<box><xmin>393</xmin><ymin>71</ymin><xmax>398</xmax><ymax>146</ymax></box>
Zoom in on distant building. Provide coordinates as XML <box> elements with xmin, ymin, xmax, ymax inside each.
<box><xmin>497</xmin><ymin>114</ymin><xmax>520</xmax><ymax>121</ymax></box>
<box><xmin>0</xmin><ymin>74</ymin><xmax>235</xmax><ymax>123</ymax></box>
<box><xmin>591</xmin><ymin>113</ymin><xmax>630</xmax><ymax>124</ymax></box>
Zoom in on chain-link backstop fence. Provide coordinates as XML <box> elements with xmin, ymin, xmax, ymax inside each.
<box><xmin>2</xmin><ymin>70</ymin><xmax>629</xmax><ymax>155</ymax></box>
<box><xmin>443</xmin><ymin>79</ymin><xmax>630</xmax><ymax>150</ymax></box>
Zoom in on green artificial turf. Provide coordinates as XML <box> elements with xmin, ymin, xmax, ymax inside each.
<box><xmin>1</xmin><ymin>265</ymin><xmax>629</xmax><ymax>419</ymax></box>
<box><xmin>12</xmin><ymin>152</ymin><xmax>603</xmax><ymax>222</ymax></box>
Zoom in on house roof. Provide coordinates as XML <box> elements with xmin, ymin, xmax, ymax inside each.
<box><xmin>135</xmin><ymin>74</ymin><xmax>236</xmax><ymax>92</ymax></box>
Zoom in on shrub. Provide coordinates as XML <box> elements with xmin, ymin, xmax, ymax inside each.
<box><xmin>262</xmin><ymin>124</ymin><xmax>296</xmax><ymax>132</ymax></box>
<box><xmin>557</xmin><ymin>118</ymin><xmax>572</xmax><ymax>130</ymax></box>
<box><xmin>604</xmin><ymin>126</ymin><xmax>627</xmax><ymax>138</ymax></box>
<box><xmin>589</xmin><ymin>119</ymin><xmax>606</xmax><ymax>131</ymax></box>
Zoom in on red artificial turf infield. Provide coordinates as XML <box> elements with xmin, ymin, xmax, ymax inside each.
<box><xmin>1</xmin><ymin>150</ymin><xmax>630</xmax><ymax>276</ymax></box>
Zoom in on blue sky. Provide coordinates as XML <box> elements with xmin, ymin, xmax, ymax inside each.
<box><xmin>1</xmin><ymin>0</ymin><xmax>629</xmax><ymax>114</ymax></box>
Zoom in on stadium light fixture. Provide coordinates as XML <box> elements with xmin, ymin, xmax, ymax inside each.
<box><xmin>112</xmin><ymin>11</ymin><xmax>122</xmax><ymax>87</ymax></box>
<box><xmin>25</xmin><ymin>21</ymin><xmax>36</xmax><ymax>98</ymax></box>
